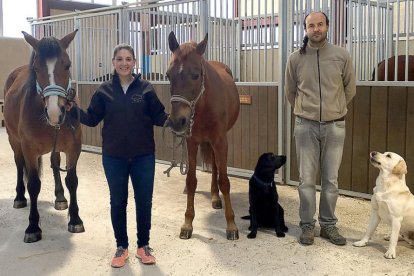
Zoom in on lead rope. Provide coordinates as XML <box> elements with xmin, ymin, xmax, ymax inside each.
<box><xmin>162</xmin><ymin>120</ymin><xmax>188</xmax><ymax>177</ymax></box>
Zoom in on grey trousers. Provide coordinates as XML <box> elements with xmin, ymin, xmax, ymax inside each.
<box><xmin>294</xmin><ymin>116</ymin><xmax>346</xmax><ymax>228</ymax></box>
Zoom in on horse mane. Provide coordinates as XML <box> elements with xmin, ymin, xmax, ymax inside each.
<box><xmin>25</xmin><ymin>52</ymin><xmax>37</xmax><ymax>93</ymax></box>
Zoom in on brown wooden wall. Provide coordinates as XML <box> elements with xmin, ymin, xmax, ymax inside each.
<box><xmin>77</xmin><ymin>83</ymin><xmax>280</xmax><ymax>171</ymax></box>
<box><xmin>289</xmin><ymin>86</ymin><xmax>414</xmax><ymax>194</ymax></box>
<box><xmin>78</xmin><ymin>83</ymin><xmax>414</xmax><ymax>195</ymax></box>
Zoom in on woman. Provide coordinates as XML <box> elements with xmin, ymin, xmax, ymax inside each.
<box><xmin>74</xmin><ymin>44</ymin><xmax>168</xmax><ymax>267</ymax></box>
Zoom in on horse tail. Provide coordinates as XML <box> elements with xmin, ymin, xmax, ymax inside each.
<box><xmin>200</xmin><ymin>142</ymin><xmax>213</xmax><ymax>169</ymax></box>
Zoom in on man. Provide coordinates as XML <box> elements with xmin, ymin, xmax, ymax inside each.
<box><xmin>284</xmin><ymin>11</ymin><xmax>356</xmax><ymax>246</ymax></box>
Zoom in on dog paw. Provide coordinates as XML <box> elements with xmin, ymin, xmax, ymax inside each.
<box><xmin>247</xmin><ymin>232</ymin><xmax>257</xmax><ymax>239</ymax></box>
<box><xmin>384</xmin><ymin>249</ymin><xmax>396</xmax><ymax>259</ymax></box>
<box><xmin>276</xmin><ymin>232</ymin><xmax>286</xmax><ymax>238</ymax></box>
<box><xmin>282</xmin><ymin>226</ymin><xmax>289</xmax><ymax>232</ymax></box>
<box><xmin>353</xmin><ymin>240</ymin><xmax>368</xmax><ymax>247</ymax></box>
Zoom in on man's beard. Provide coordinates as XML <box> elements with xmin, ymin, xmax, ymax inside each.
<box><xmin>308</xmin><ymin>32</ymin><xmax>327</xmax><ymax>44</ymax></box>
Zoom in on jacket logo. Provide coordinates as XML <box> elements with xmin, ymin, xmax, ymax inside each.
<box><xmin>131</xmin><ymin>94</ymin><xmax>144</xmax><ymax>103</ymax></box>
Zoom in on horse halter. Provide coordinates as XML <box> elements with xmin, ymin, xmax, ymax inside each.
<box><xmin>36</xmin><ymin>79</ymin><xmax>76</xmax><ymax>101</ymax></box>
<box><xmin>36</xmin><ymin>79</ymin><xmax>76</xmax><ymax>129</ymax></box>
<box><xmin>169</xmin><ymin>62</ymin><xmax>205</xmax><ymax>137</ymax></box>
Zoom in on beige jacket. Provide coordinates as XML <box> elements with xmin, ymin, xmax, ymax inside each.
<box><xmin>284</xmin><ymin>41</ymin><xmax>356</xmax><ymax>122</ymax></box>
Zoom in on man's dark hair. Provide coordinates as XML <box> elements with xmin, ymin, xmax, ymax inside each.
<box><xmin>300</xmin><ymin>11</ymin><xmax>330</xmax><ymax>55</ymax></box>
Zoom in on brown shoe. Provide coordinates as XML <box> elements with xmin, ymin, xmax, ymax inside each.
<box><xmin>320</xmin><ymin>226</ymin><xmax>346</xmax><ymax>246</ymax></box>
<box><xmin>111</xmin><ymin>247</ymin><xmax>129</xmax><ymax>268</ymax></box>
<box><xmin>299</xmin><ymin>225</ymin><xmax>315</xmax><ymax>245</ymax></box>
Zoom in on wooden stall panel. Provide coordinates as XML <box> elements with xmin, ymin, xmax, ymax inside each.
<box><xmin>78</xmin><ymin>83</ymin><xmax>102</xmax><ymax>147</ymax></box>
<box><xmin>406</xmin><ymin>87</ymin><xmax>414</xmax><ymax>192</ymax></box>
<box><xmin>367</xmin><ymin>86</ymin><xmax>388</xmax><ymax>192</ymax></box>
<box><xmin>351</xmin><ymin>86</ymin><xmax>371</xmax><ymax>194</ymax></box>
<box><xmin>267</xmin><ymin>86</ymin><xmax>278</xmax><ymax>157</ymax></box>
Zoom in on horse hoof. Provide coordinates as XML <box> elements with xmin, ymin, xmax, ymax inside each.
<box><xmin>13</xmin><ymin>200</ymin><xmax>27</xmax><ymax>209</ymax></box>
<box><xmin>179</xmin><ymin>229</ymin><xmax>193</xmax><ymax>239</ymax></box>
<box><xmin>55</xmin><ymin>201</ymin><xmax>68</xmax><ymax>210</ymax></box>
<box><xmin>68</xmin><ymin>224</ymin><xmax>85</xmax><ymax>233</ymax></box>
<box><xmin>226</xmin><ymin>230</ymin><xmax>239</xmax><ymax>240</ymax></box>
<box><xmin>212</xmin><ymin>199</ymin><xmax>222</xmax><ymax>209</ymax></box>
<box><xmin>24</xmin><ymin>231</ymin><xmax>42</xmax><ymax>243</ymax></box>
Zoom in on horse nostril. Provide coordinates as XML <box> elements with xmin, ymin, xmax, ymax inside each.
<box><xmin>179</xmin><ymin>117</ymin><xmax>187</xmax><ymax>127</ymax></box>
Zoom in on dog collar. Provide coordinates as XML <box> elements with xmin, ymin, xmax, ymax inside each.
<box><xmin>253</xmin><ymin>174</ymin><xmax>275</xmax><ymax>187</ymax></box>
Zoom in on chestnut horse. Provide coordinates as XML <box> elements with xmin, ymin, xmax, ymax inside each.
<box><xmin>166</xmin><ymin>32</ymin><xmax>240</xmax><ymax>240</ymax></box>
<box><xmin>372</xmin><ymin>55</ymin><xmax>414</xmax><ymax>81</ymax></box>
<box><xmin>4</xmin><ymin>30</ymin><xmax>84</xmax><ymax>242</ymax></box>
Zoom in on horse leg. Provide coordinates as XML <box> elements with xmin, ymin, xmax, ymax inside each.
<box><xmin>210</xmin><ymin>152</ymin><xmax>222</xmax><ymax>209</ymax></box>
<box><xmin>214</xmin><ymin>139</ymin><xmax>239</xmax><ymax>240</ymax></box>
<box><xmin>50</xmin><ymin>152</ymin><xmax>68</xmax><ymax>210</ymax></box>
<box><xmin>24</xmin><ymin>156</ymin><xmax>42</xmax><ymax>243</ymax></box>
<box><xmin>180</xmin><ymin>141</ymin><xmax>198</xmax><ymax>239</ymax></box>
<box><xmin>65</xmin><ymin>166</ymin><xmax>85</xmax><ymax>233</ymax></box>
<box><xmin>12</xmin><ymin>146</ymin><xmax>27</xmax><ymax>208</ymax></box>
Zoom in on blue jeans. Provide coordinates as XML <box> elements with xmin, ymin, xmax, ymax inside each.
<box><xmin>102</xmin><ymin>154</ymin><xmax>155</xmax><ymax>248</ymax></box>
<box><xmin>294</xmin><ymin>116</ymin><xmax>346</xmax><ymax>228</ymax></box>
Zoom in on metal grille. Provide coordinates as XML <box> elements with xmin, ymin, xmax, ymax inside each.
<box><xmin>29</xmin><ymin>0</ymin><xmax>414</xmax><ymax>83</ymax></box>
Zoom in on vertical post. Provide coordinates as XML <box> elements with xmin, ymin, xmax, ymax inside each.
<box><xmin>279</xmin><ymin>0</ymin><xmax>291</xmax><ymax>184</ymax></box>
<box><xmin>75</xmin><ymin>16</ymin><xmax>82</xmax><ymax>82</ymax></box>
<box><xmin>199</xmin><ymin>0</ymin><xmax>208</xmax><ymax>59</ymax></box>
<box><xmin>0</xmin><ymin>0</ymin><xmax>3</xmax><ymax>36</ymax></box>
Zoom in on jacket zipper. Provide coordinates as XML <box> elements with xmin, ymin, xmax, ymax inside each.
<box><xmin>317</xmin><ymin>49</ymin><xmax>322</xmax><ymax>121</ymax></box>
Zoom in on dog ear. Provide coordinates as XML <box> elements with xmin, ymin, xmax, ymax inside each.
<box><xmin>392</xmin><ymin>159</ymin><xmax>407</xmax><ymax>176</ymax></box>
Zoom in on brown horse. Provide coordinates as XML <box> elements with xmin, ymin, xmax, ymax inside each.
<box><xmin>373</xmin><ymin>55</ymin><xmax>414</xmax><ymax>81</ymax></box>
<box><xmin>166</xmin><ymin>32</ymin><xmax>240</xmax><ymax>240</ymax></box>
<box><xmin>4</xmin><ymin>30</ymin><xmax>84</xmax><ymax>243</ymax></box>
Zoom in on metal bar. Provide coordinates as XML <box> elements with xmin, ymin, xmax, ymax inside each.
<box><xmin>405</xmin><ymin>0</ymin><xmax>410</xmax><ymax>81</ymax></box>
<box><xmin>243</xmin><ymin>0</ymin><xmax>247</xmax><ymax>82</ymax></box>
<box><xmin>264</xmin><ymin>0</ymin><xmax>267</xmax><ymax>83</ymax></box>
<box><xmin>250</xmin><ymin>0</ymin><xmax>253</xmax><ymax>81</ymax></box>
<box><xmin>384</xmin><ymin>0</ymin><xmax>390</xmax><ymax>81</ymax></box>
<box><xmin>257</xmin><ymin>0</ymin><xmax>260</xmax><ymax>82</ymax></box>
<box><xmin>375</xmin><ymin>0</ymin><xmax>379</xmax><ymax>81</ymax></box>
<box><xmin>394</xmin><ymin>0</ymin><xmax>400</xmax><ymax>81</ymax></box>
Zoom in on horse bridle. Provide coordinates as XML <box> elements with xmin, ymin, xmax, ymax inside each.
<box><xmin>36</xmin><ymin>79</ymin><xmax>76</xmax><ymax>129</ymax></box>
<box><xmin>169</xmin><ymin>62</ymin><xmax>205</xmax><ymax>137</ymax></box>
<box><xmin>162</xmin><ymin>62</ymin><xmax>205</xmax><ymax>176</ymax></box>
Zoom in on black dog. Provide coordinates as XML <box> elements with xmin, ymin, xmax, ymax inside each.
<box><xmin>242</xmin><ymin>153</ymin><xmax>288</xmax><ymax>239</ymax></box>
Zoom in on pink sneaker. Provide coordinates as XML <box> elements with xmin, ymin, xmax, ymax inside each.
<box><xmin>111</xmin><ymin>247</ymin><xmax>129</xmax><ymax>268</ymax></box>
<box><xmin>136</xmin><ymin>246</ymin><xmax>156</xmax><ymax>265</ymax></box>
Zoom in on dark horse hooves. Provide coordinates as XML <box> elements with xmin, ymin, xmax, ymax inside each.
<box><xmin>24</xmin><ymin>231</ymin><xmax>42</xmax><ymax>243</ymax></box>
<box><xmin>226</xmin><ymin>230</ymin><xmax>239</xmax><ymax>240</ymax></box>
<box><xmin>68</xmin><ymin>224</ymin><xmax>85</xmax><ymax>233</ymax></box>
<box><xmin>13</xmin><ymin>199</ymin><xmax>27</xmax><ymax>209</ymax></box>
<box><xmin>55</xmin><ymin>200</ymin><xmax>68</xmax><ymax>210</ymax></box>
<box><xmin>179</xmin><ymin>229</ymin><xmax>193</xmax><ymax>239</ymax></box>
<box><xmin>211</xmin><ymin>199</ymin><xmax>222</xmax><ymax>209</ymax></box>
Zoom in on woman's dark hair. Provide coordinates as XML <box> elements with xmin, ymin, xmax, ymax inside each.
<box><xmin>299</xmin><ymin>11</ymin><xmax>329</xmax><ymax>55</ymax></box>
<box><xmin>112</xmin><ymin>43</ymin><xmax>136</xmax><ymax>60</ymax></box>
